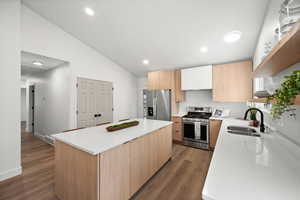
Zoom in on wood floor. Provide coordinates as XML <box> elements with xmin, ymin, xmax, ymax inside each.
<box><xmin>0</xmin><ymin>132</ymin><xmax>212</xmax><ymax>200</ymax></box>
<box><xmin>132</xmin><ymin>145</ymin><xmax>213</xmax><ymax>200</ymax></box>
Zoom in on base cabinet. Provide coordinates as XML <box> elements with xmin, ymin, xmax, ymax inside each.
<box><xmin>157</xmin><ymin>125</ymin><xmax>172</xmax><ymax>168</ymax></box>
<box><xmin>100</xmin><ymin>143</ymin><xmax>130</xmax><ymax>200</ymax></box>
<box><xmin>55</xmin><ymin>125</ymin><xmax>172</xmax><ymax>200</ymax></box>
<box><xmin>55</xmin><ymin>141</ymin><xmax>98</xmax><ymax>200</ymax></box>
<box><xmin>130</xmin><ymin>135</ymin><xmax>151</xmax><ymax>196</ymax></box>
<box><xmin>172</xmin><ymin>117</ymin><xmax>183</xmax><ymax>142</ymax></box>
<box><xmin>209</xmin><ymin>120</ymin><xmax>222</xmax><ymax>149</ymax></box>
<box><xmin>130</xmin><ymin>125</ymin><xmax>172</xmax><ymax>196</ymax></box>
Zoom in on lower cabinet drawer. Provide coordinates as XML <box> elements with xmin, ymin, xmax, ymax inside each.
<box><xmin>172</xmin><ymin>117</ymin><xmax>183</xmax><ymax>141</ymax></box>
<box><xmin>173</xmin><ymin>128</ymin><xmax>182</xmax><ymax>141</ymax></box>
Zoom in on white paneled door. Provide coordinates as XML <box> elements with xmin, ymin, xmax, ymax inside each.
<box><xmin>77</xmin><ymin>78</ymin><xmax>113</xmax><ymax>128</ymax></box>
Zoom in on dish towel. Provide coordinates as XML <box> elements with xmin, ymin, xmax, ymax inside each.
<box><xmin>194</xmin><ymin>122</ymin><xmax>201</xmax><ymax>140</ymax></box>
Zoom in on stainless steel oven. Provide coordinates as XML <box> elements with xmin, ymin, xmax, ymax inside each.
<box><xmin>182</xmin><ymin>107</ymin><xmax>212</xmax><ymax>150</ymax></box>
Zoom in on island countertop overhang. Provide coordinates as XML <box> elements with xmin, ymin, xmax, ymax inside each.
<box><xmin>52</xmin><ymin>118</ymin><xmax>173</xmax><ymax>155</ymax></box>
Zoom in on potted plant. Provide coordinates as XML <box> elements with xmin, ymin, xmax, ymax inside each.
<box><xmin>249</xmin><ymin>108</ymin><xmax>259</xmax><ymax>127</ymax></box>
<box><xmin>267</xmin><ymin>70</ymin><xmax>300</xmax><ymax>119</ymax></box>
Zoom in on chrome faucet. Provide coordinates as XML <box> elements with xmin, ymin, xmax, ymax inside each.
<box><xmin>244</xmin><ymin>108</ymin><xmax>265</xmax><ymax>133</ymax></box>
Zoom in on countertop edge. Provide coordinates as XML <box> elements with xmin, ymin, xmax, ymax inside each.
<box><xmin>53</xmin><ymin>119</ymin><xmax>173</xmax><ymax>155</ymax></box>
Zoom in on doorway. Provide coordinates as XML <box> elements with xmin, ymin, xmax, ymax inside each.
<box><xmin>28</xmin><ymin>85</ymin><xmax>35</xmax><ymax>134</ymax></box>
<box><xmin>21</xmin><ymin>51</ymin><xmax>70</xmax><ymax>142</ymax></box>
<box><xmin>77</xmin><ymin>77</ymin><xmax>113</xmax><ymax>128</ymax></box>
<box><xmin>21</xmin><ymin>88</ymin><xmax>27</xmax><ymax>132</ymax></box>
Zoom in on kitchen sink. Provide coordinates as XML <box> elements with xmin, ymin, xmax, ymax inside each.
<box><xmin>227</xmin><ymin>126</ymin><xmax>260</xmax><ymax>137</ymax></box>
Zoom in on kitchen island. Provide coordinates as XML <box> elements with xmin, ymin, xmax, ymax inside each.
<box><xmin>52</xmin><ymin>119</ymin><xmax>173</xmax><ymax>200</ymax></box>
<box><xmin>202</xmin><ymin>118</ymin><xmax>300</xmax><ymax>200</ymax></box>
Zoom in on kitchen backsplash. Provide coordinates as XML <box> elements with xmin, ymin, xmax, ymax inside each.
<box><xmin>262</xmin><ymin>63</ymin><xmax>300</xmax><ymax>146</ymax></box>
<box><xmin>178</xmin><ymin>90</ymin><xmax>248</xmax><ymax>117</ymax></box>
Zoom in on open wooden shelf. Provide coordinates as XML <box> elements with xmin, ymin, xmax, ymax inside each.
<box><xmin>249</xmin><ymin>95</ymin><xmax>300</xmax><ymax>105</ymax></box>
<box><xmin>253</xmin><ymin>21</ymin><xmax>300</xmax><ymax>77</ymax></box>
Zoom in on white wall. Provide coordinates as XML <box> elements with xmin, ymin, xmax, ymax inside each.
<box><xmin>263</xmin><ymin>63</ymin><xmax>300</xmax><ymax>145</ymax></box>
<box><xmin>253</xmin><ymin>0</ymin><xmax>281</xmax><ymax>69</ymax></box>
<box><xmin>0</xmin><ymin>0</ymin><xmax>22</xmax><ymax>181</ymax></box>
<box><xmin>253</xmin><ymin>0</ymin><xmax>300</xmax><ymax>145</ymax></box>
<box><xmin>21</xmin><ymin>5</ymin><xmax>138</xmax><ymax>128</ymax></box>
<box><xmin>31</xmin><ymin>65</ymin><xmax>71</xmax><ymax>136</ymax></box>
<box><xmin>21</xmin><ymin>88</ymin><xmax>27</xmax><ymax>122</ymax></box>
<box><xmin>137</xmin><ymin>77</ymin><xmax>148</xmax><ymax>118</ymax></box>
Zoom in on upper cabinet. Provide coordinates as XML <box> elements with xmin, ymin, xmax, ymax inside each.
<box><xmin>147</xmin><ymin>70</ymin><xmax>184</xmax><ymax>103</ymax></box>
<box><xmin>174</xmin><ymin>70</ymin><xmax>185</xmax><ymax>102</ymax></box>
<box><xmin>181</xmin><ymin>65</ymin><xmax>212</xmax><ymax>90</ymax></box>
<box><xmin>147</xmin><ymin>71</ymin><xmax>160</xmax><ymax>90</ymax></box>
<box><xmin>148</xmin><ymin>70</ymin><xmax>173</xmax><ymax>90</ymax></box>
<box><xmin>213</xmin><ymin>61</ymin><xmax>253</xmax><ymax>102</ymax></box>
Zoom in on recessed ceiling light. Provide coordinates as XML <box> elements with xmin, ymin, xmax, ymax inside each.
<box><xmin>224</xmin><ymin>31</ymin><xmax>242</xmax><ymax>43</ymax></box>
<box><xmin>200</xmin><ymin>46</ymin><xmax>208</xmax><ymax>53</ymax></box>
<box><xmin>85</xmin><ymin>7</ymin><xmax>95</xmax><ymax>16</ymax></box>
<box><xmin>32</xmin><ymin>61</ymin><xmax>44</xmax><ymax>66</ymax></box>
<box><xmin>143</xmin><ymin>60</ymin><xmax>149</xmax><ymax>65</ymax></box>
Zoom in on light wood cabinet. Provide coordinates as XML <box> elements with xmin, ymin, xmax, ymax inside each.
<box><xmin>148</xmin><ymin>71</ymin><xmax>160</xmax><ymax>90</ymax></box>
<box><xmin>130</xmin><ymin>136</ymin><xmax>148</xmax><ymax>196</ymax></box>
<box><xmin>148</xmin><ymin>70</ymin><xmax>173</xmax><ymax>90</ymax></box>
<box><xmin>175</xmin><ymin>70</ymin><xmax>185</xmax><ymax>102</ymax></box>
<box><xmin>129</xmin><ymin>125</ymin><xmax>172</xmax><ymax>196</ymax></box>
<box><xmin>147</xmin><ymin>70</ymin><xmax>184</xmax><ymax>102</ymax></box>
<box><xmin>55</xmin><ymin>141</ymin><xmax>98</xmax><ymax>200</ymax></box>
<box><xmin>100</xmin><ymin>143</ymin><xmax>130</xmax><ymax>200</ymax></box>
<box><xmin>159</xmin><ymin>70</ymin><xmax>174</xmax><ymax>89</ymax></box>
<box><xmin>157</xmin><ymin>125</ymin><xmax>172</xmax><ymax>168</ymax></box>
<box><xmin>55</xmin><ymin>124</ymin><xmax>173</xmax><ymax>200</ymax></box>
<box><xmin>147</xmin><ymin>70</ymin><xmax>184</xmax><ymax>115</ymax></box>
<box><xmin>213</xmin><ymin>60</ymin><xmax>253</xmax><ymax>102</ymax></box>
<box><xmin>209</xmin><ymin>120</ymin><xmax>222</xmax><ymax>149</ymax></box>
<box><xmin>148</xmin><ymin>131</ymin><xmax>159</xmax><ymax>176</ymax></box>
<box><xmin>172</xmin><ymin>117</ymin><xmax>183</xmax><ymax>142</ymax></box>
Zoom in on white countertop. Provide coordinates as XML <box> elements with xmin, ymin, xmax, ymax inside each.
<box><xmin>172</xmin><ymin>113</ymin><xmax>186</xmax><ymax>117</ymax></box>
<box><xmin>202</xmin><ymin>118</ymin><xmax>300</xmax><ymax>200</ymax></box>
<box><xmin>52</xmin><ymin>118</ymin><xmax>172</xmax><ymax>155</ymax></box>
<box><xmin>209</xmin><ymin>116</ymin><xmax>231</xmax><ymax>120</ymax></box>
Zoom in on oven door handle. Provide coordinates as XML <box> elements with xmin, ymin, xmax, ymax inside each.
<box><xmin>183</xmin><ymin>121</ymin><xmax>208</xmax><ymax>125</ymax></box>
<box><xmin>183</xmin><ymin>121</ymin><xmax>195</xmax><ymax>125</ymax></box>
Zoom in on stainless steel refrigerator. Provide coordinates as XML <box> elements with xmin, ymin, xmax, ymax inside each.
<box><xmin>143</xmin><ymin>89</ymin><xmax>171</xmax><ymax>121</ymax></box>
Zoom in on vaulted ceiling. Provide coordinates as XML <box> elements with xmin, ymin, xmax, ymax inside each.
<box><xmin>22</xmin><ymin>0</ymin><xmax>269</xmax><ymax>76</ymax></box>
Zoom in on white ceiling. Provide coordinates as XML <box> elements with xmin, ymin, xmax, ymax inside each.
<box><xmin>22</xmin><ymin>0</ymin><xmax>269</xmax><ymax>76</ymax></box>
<box><xmin>21</xmin><ymin>51</ymin><xmax>67</xmax><ymax>77</ymax></box>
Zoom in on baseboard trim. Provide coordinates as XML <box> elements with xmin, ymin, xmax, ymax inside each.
<box><xmin>34</xmin><ymin>132</ymin><xmax>44</xmax><ymax>140</ymax></box>
<box><xmin>35</xmin><ymin>132</ymin><xmax>54</xmax><ymax>146</ymax></box>
<box><xmin>0</xmin><ymin>166</ymin><xmax>22</xmax><ymax>182</ymax></box>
